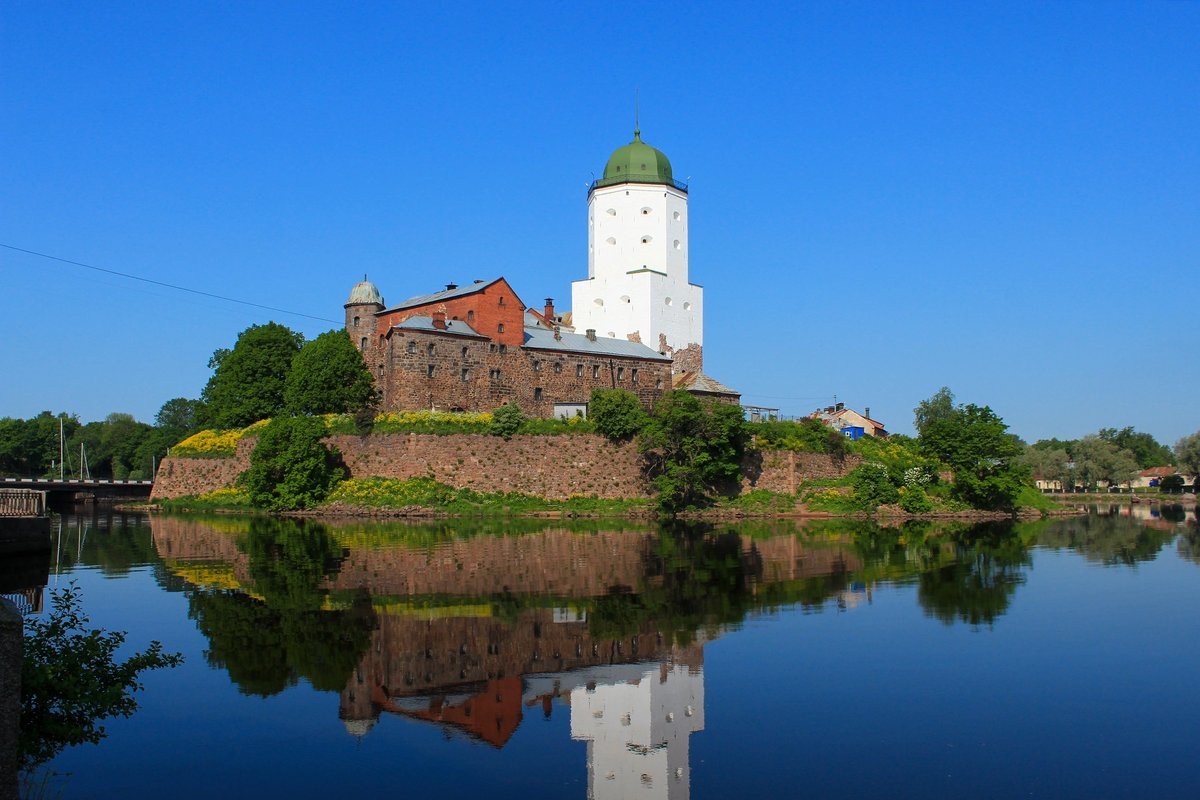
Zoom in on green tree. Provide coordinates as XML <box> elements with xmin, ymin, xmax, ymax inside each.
<box><xmin>489</xmin><ymin>403</ymin><xmax>525</xmax><ymax>440</ymax></box>
<box><xmin>589</xmin><ymin>389</ymin><xmax>647</xmax><ymax>441</ymax></box>
<box><xmin>1071</xmin><ymin>435</ymin><xmax>1139</xmax><ymax>491</ymax></box>
<box><xmin>19</xmin><ymin>583</ymin><xmax>182</xmax><ymax>771</ymax></box>
<box><xmin>284</xmin><ymin>330</ymin><xmax>378</xmax><ymax>415</ymax></box>
<box><xmin>1017</xmin><ymin>445</ymin><xmax>1071</xmax><ymax>488</ymax></box>
<box><xmin>913</xmin><ymin>386</ymin><xmax>956</xmax><ymax>438</ymax></box>
<box><xmin>155</xmin><ymin>397</ymin><xmax>204</xmax><ymax>438</ymax></box>
<box><xmin>1098</xmin><ymin>427</ymin><xmax>1174</xmax><ymax>468</ymax></box>
<box><xmin>917</xmin><ymin>394</ymin><xmax>1028</xmax><ymax>511</ymax></box>
<box><xmin>1176</xmin><ymin>430</ymin><xmax>1200</xmax><ymax>478</ymax></box>
<box><xmin>241</xmin><ymin>416</ymin><xmax>345</xmax><ymax>510</ymax></box>
<box><xmin>202</xmin><ymin>322</ymin><xmax>304</xmax><ymax>428</ymax></box>
<box><xmin>640</xmin><ymin>391</ymin><xmax>750</xmax><ymax>513</ymax></box>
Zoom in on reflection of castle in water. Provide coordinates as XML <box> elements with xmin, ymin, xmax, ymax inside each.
<box><xmin>150</xmin><ymin>516</ymin><xmax>865</xmax><ymax>798</ymax></box>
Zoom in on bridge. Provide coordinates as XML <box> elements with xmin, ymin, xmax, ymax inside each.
<box><xmin>1</xmin><ymin>476</ymin><xmax>154</xmax><ymax>504</ymax></box>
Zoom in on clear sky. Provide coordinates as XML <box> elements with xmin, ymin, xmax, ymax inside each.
<box><xmin>2</xmin><ymin>1</ymin><xmax>1196</xmax><ymax>445</ymax></box>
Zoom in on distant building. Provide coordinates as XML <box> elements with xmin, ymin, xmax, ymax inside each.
<box><xmin>810</xmin><ymin>403</ymin><xmax>887</xmax><ymax>438</ymax></box>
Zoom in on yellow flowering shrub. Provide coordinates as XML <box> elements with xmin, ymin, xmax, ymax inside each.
<box><xmin>171</xmin><ymin>420</ymin><xmax>272</xmax><ymax>458</ymax></box>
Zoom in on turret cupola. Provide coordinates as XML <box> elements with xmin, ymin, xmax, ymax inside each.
<box><xmin>594</xmin><ymin>129</ymin><xmax>682</xmax><ymax>192</ymax></box>
<box><xmin>347</xmin><ymin>276</ymin><xmax>384</xmax><ymax>307</ymax></box>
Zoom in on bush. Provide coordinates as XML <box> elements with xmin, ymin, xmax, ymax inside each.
<box><xmin>284</xmin><ymin>330</ymin><xmax>378</xmax><ymax>415</ymax></box>
<box><xmin>489</xmin><ymin>403</ymin><xmax>525</xmax><ymax>440</ymax></box>
<box><xmin>589</xmin><ymin>389</ymin><xmax>647</xmax><ymax>441</ymax></box>
<box><xmin>240</xmin><ymin>416</ymin><xmax>345</xmax><ymax>511</ymax></box>
<box><xmin>898</xmin><ymin>486</ymin><xmax>934</xmax><ymax>514</ymax></box>
<box><xmin>849</xmin><ymin>463</ymin><xmax>900</xmax><ymax>510</ymax></box>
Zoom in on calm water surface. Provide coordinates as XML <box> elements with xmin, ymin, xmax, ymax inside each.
<box><xmin>16</xmin><ymin>504</ymin><xmax>1200</xmax><ymax>799</ymax></box>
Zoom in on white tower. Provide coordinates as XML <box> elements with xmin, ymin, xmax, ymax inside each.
<box><xmin>571</xmin><ymin>128</ymin><xmax>704</xmax><ymax>373</ymax></box>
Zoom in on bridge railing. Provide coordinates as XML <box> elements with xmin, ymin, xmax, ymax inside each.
<box><xmin>0</xmin><ymin>489</ymin><xmax>48</xmax><ymax>517</ymax></box>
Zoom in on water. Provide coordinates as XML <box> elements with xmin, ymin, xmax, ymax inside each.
<box><xmin>18</xmin><ymin>504</ymin><xmax>1200</xmax><ymax>799</ymax></box>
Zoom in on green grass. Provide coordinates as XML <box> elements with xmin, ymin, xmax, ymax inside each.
<box><xmin>155</xmin><ymin>487</ymin><xmax>255</xmax><ymax>511</ymax></box>
<box><xmin>717</xmin><ymin>489</ymin><xmax>798</xmax><ymax>513</ymax></box>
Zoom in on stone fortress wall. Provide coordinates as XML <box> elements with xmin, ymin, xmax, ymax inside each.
<box><xmin>150</xmin><ymin>432</ymin><xmax>860</xmax><ymax>502</ymax></box>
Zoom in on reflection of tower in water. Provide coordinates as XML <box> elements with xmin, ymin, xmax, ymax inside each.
<box><xmin>565</xmin><ymin>649</ymin><xmax>705</xmax><ymax>800</ymax></box>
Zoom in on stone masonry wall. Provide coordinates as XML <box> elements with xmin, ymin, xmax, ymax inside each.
<box><xmin>151</xmin><ymin>433</ymin><xmax>857</xmax><ymax>502</ymax></box>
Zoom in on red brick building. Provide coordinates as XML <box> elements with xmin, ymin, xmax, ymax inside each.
<box><xmin>345</xmin><ymin>277</ymin><xmax>675</xmax><ymax>417</ymax></box>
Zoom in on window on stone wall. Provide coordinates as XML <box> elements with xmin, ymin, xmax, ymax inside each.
<box><xmin>353</xmin><ymin>316</ymin><xmax>360</xmax><ymax>326</ymax></box>
<box><xmin>576</xmin><ymin>364</ymin><xmax>583</xmax><ymax>378</ymax></box>
<box><xmin>489</xmin><ymin>368</ymin><xmax>501</xmax><ymax>380</ymax></box>
<box><xmin>468</xmin><ymin>310</ymin><xmax>474</xmax><ymax>322</ymax></box>
<box><xmin>631</xmin><ymin>368</ymin><xmax>638</xmax><ymax>385</ymax></box>
<box><xmin>592</xmin><ymin>365</ymin><xmax>600</xmax><ymax>379</ymax></box>
<box><xmin>461</xmin><ymin>368</ymin><xmax>470</xmax><ymax>382</ymax></box>
<box><xmin>499</xmin><ymin>296</ymin><xmax>505</xmax><ymax>306</ymax></box>
<box><xmin>360</xmin><ymin>337</ymin><xmax>367</xmax><ymax>352</ymax></box>
<box><xmin>617</xmin><ymin>366</ymin><xmax>625</xmax><ymax>382</ymax></box>
<box><xmin>407</xmin><ymin>341</ymin><xmax>416</xmax><ymax>354</ymax></box>
<box><xmin>656</xmin><ymin>376</ymin><xmax>663</xmax><ymax>390</ymax></box>
<box><xmin>499</xmin><ymin>344</ymin><xmax>507</xmax><ymax>354</ymax></box>
<box><xmin>462</xmin><ymin>346</ymin><xmax>468</xmax><ymax>358</ymax></box>
<box><xmin>378</xmin><ymin>365</ymin><xmax>384</xmax><ymax>377</ymax></box>
<box><xmin>534</xmin><ymin>388</ymin><xmax>543</xmax><ymax>401</ymax></box>
<box><xmin>427</xmin><ymin>364</ymin><xmax>435</xmax><ymax>378</ymax></box>
<box><xmin>490</xmin><ymin>343</ymin><xmax>497</xmax><ymax>353</ymax></box>
<box><xmin>554</xmin><ymin>362</ymin><xmax>562</xmax><ymax>374</ymax></box>
<box><xmin>532</xmin><ymin>360</ymin><xmax>541</xmax><ymax>372</ymax></box>
<box><xmin>427</xmin><ymin>343</ymin><xmax>435</xmax><ymax>356</ymax></box>
<box><xmin>497</xmin><ymin>323</ymin><xmax>504</xmax><ymax>333</ymax></box>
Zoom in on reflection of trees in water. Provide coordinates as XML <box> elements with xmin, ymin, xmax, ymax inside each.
<box><xmin>916</xmin><ymin>524</ymin><xmax>1031</xmax><ymax>627</ymax></box>
<box><xmin>589</xmin><ymin>524</ymin><xmax>753</xmax><ymax>645</ymax></box>
<box><xmin>187</xmin><ymin>517</ymin><xmax>374</xmax><ymax>696</ymax></box>
<box><xmin>1177</xmin><ymin>519</ymin><xmax>1200</xmax><ymax>564</ymax></box>
<box><xmin>1034</xmin><ymin>512</ymin><xmax>1176</xmax><ymax>566</ymax></box>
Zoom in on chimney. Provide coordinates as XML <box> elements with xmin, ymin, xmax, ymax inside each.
<box><xmin>835</xmin><ymin>402</ymin><xmax>844</xmax><ymax>412</ymax></box>
<box><xmin>544</xmin><ymin>297</ymin><xmax>555</xmax><ymax>321</ymax></box>
<box><xmin>432</xmin><ymin>311</ymin><xmax>447</xmax><ymax>329</ymax></box>
<box><xmin>585</xmin><ymin>328</ymin><xmax>597</xmax><ymax>342</ymax></box>
<box><xmin>553</xmin><ymin>325</ymin><xmax>562</xmax><ymax>341</ymax></box>
<box><xmin>445</xmin><ymin>282</ymin><xmax>457</xmax><ymax>291</ymax></box>
<box><xmin>865</xmin><ymin>406</ymin><xmax>870</xmax><ymax>420</ymax></box>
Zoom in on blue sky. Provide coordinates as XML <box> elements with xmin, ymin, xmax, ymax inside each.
<box><xmin>2</xmin><ymin>1</ymin><xmax>1196</xmax><ymax>445</ymax></box>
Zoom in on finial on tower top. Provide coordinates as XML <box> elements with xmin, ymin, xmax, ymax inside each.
<box><xmin>634</xmin><ymin>90</ymin><xmax>640</xmax><ymax>139</ymax></box>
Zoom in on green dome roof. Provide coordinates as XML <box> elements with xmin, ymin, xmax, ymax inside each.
<box><xmin>597</xmin><ymin>130</ymin><xmax>678</xmax><ymax>189</ymax></box>
<box><xmin>347</xmin><ymin>277</ymin><xmax>383</xmax><ymax>306</ymax></box>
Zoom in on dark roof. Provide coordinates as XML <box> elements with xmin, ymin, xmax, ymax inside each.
<box><xmin>673</xmin><ymin>371</ymin><xmax>740</xmax><ymax>396</ymax></box>
<box><xmin>522</xmin><ymin>325</ymin><xmax>671</xmax><ymax>361</ymax></box>
<box><xmin>383</xmin><ymin>279</ymin><xmax>503</xmax><ymax>313</ymax></box>
<box><xmin>392</xmin><ymin>316</ymin><xmax>488</xmax><ymax>339</ymax></box>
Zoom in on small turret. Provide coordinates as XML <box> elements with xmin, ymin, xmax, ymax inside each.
<box><xmin>345</xmin><ymin>275</ymin><xmax>384</xmax><ymax>353</ymax></box>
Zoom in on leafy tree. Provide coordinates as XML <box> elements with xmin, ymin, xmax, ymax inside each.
<box><xmin>1018</xmin><ymin>446</ymin><xmax>1071</xmax><ymax>488</ymax></box>
<box><xmin>202</xmin><ymin>322</ymin><xmax>304</xmax><ymax>428</ymax></box>
<box><xmin>489</xmin><ymin>403</ymin><xmax>525</xmax><ymax>440</ymax></box>
<box><xmin>1071</xmin><ymin>436</ymin><xmax>1139</xmax><ymax>491</ymax></box>
<box><xmin>1098</xmin><ymin>427</ymin><xmax>1174</xmax><ymax>468</ymax></box>
<box><xmin>155</xmin><ymin>398</ymin><xmax>204</xmax><ymax>437</ymax></box>
<box><xmin>849</xmin><ymin>462</ymin><xmax>900</xmax><ymax>509</ymax></box>
<box><xmin>284</xmin><ymin>330</ymin><xmax>378</xmax><ymax>415</ymax></box>
<box><xmin>19</xmin><ymin>583</ymin><xmax>182</xmax><ymax>771</ymax></box>
<box><xmin>639</xmin><ymin>391</ymin><xmax>750</xmax><ymax>513</ymax></box>
<box><xmin>916</xmin><ymin>393</ymin><xmax>1028</xmax><ymax>511</ymax></box>
<box><xmin>1160</xmin><ymin>474</ymin><xmax>1185</xmax><ymax>493</ymax></box>
<box><xmin>1176</xmin><ymin>430</ymin><xmax>1200</xmax><ymax>477</ymax></box>
<box><xmin>913</xmin><ymin>386</ymin><xmax>956</xmax><ymax>438</ymax></box>
<box><xmin>589</xmin><ymin>389</ymin><xmax>647</xmax><ymax>441</ymax></box>
<box><xmin>241</xmin><ymin>416</ymin><xmax>345</xmax><ymax>510</ymax></box>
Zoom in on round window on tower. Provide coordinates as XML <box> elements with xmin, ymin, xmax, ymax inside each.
<box><xmin>606</xmin><ymin>236</ymin><xmax>616</xmax><ymax>246</ymax></box>
<box><xmin>606</xmin><ymin>208</ymin><xmax>617</xmax><ymax>216</ymax></box>
<box><xmin>683</xmin><ymin>302</ymin><xmax>692</xmax><ymax>311</ymax></box>
<box><xmin>664</xmin><ymin>297</ymin><xmax>672</xmax><ymax>306</ymax></box>
<box><xmin>594</xmin><ymin>298</ymin><xmax>604</xmax><ymax>307</ymax></box>
<box><xmin>673</xmin><ymin>211</ymin><xmax>681</xmax><ymax>221</ymax></box>
<box><xmin>620</xmin><ymin>295</ymin><xmax>630</xmax><ymax>304</ymax></box>
<box><xmin>641</xmin><ymin>236</ymin><xmax>652</xmax><ymax>244</ymax></box>
<box><xmin>673</xmin><ymin>240</ymin><xmax>681</xmax><ymax>250</ymax></box>
<box><xmin>641</xmin><ymin>207</ymin><xmax>652</xmax><ymax>215</ymax></box>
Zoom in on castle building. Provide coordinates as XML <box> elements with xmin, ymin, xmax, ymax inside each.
<box><xmin>346</xmin><ymin>129</ymin><xmax>737</xmax><ymax>417</ymax></box>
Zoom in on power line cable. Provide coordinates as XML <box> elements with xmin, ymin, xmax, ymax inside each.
<box><xmin>1</xmin><ymin>242</ymin><xmax>340</xmax><ymax>324</ymax></box>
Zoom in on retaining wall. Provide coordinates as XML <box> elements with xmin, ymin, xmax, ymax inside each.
<box><xmin>150</xmin><ymin>433</ymin><xmax>857</xmax><ymax>502</ymax></box>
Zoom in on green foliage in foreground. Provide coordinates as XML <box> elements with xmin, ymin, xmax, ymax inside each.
<box><xmin>20</xmin><ymin>583</ymin><xmax>183</xmax><ymax>771</ymax></box>
<box><xmin>750</xmin><ymin>417</ymin><xmax>850</xmax><ymax>456</ymax></box>
<box><xmin>241</xmin><ymin>416</ymin><xmax>346</xmax><ymax>511</ymax></box>
<box><xmin>324</xmin><ymin>476</ymin><xmax>650</xmax><ymax>515</ymax></box>
<box><xmin>284</xmin><ymin>329</ymin><xmax>378</xmax><ymax>416</ymax></box>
